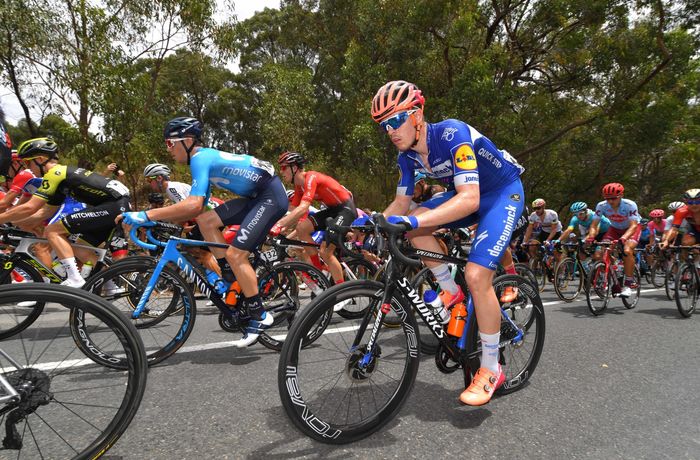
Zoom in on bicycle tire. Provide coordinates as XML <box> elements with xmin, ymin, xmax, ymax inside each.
<box><xmin>675</xmin><ymin>263</ymin><xmax>698</xmax><ymax>318</ymax></box>
<box><xmin>466</xmin><ymin>274</ymin><xmax>545</xmax><ymax>395</ymax></box>
<box><xmin>650</xmin><ymin>261</ymin><xmax>666</xmax><ymax>288</ymax></box>
<box><xmin>0</xmin><ymin>257</ymin><xmax>46</xmax><ymax>340</ymax></box>
<box><xmin>256</xmin><ymin>261</ymin><xmax>333</xmax><ymax>351</ymax></box>
<box><xmin>80</xmin><ymin>258</ymin><xmax>196</xmax><ymax>367</ymax></box>
<box><xmin>553</xmin><ymin>257</ymin><xmax>583</xmax><ymax>302</ymax></box>
<box><xmin>0</xmin><ymin>283</ymin><xmax>147</xmax><ymax>459</ymax></box>
<box><xmin>585</xmin><ymin>262</ymin><xmax>610</xmax><ymax>315</ymax></box>
<box><xmin>621</xmin><ymin>265</ymin><xmax>642</xmax><ymax>309</ymax></box>
<box><xmin>514</xmin><ymin>262</ymin><xmax>538</xmax><ymax>291</ymax></box>
<box><xmin>665</xmin><ymin>261</ymin><xmax>679</xmax><ymax>301</ymax></box>
<box><xmin>278</xmin><ymin>280</ymin><xmax>420</xmax><ymax>444</ymax></box>
<box><xmin>528</xmin><ymin>258</ymin><xmax>546</xmax><ymax>292</ymax></box>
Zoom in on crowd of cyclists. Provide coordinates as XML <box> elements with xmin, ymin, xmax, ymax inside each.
<box><xmin>0</xmin><ymin>80</ymin><xmax>698</xmax><ymax>428</ymax></box>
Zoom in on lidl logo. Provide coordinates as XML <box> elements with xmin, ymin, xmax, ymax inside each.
<box><xmin>454</xmin><ymin>145</ymin><xmax>477</xmax><ymax>170</ymax></box>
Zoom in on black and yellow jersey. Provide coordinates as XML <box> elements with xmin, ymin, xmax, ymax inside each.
<box><xmin>34</xmin><ymin>165</ymin><xmax>130</xmax><ymax>206</ymax></box>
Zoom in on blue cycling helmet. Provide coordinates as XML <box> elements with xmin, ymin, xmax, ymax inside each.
<box><xmin>640</xmin><ymin>218</ymin><xmax>649</xmax><ymax>225</ymax></box>
<box><xmin>414</xmin><ymin>171</ymin><xmax>427</xmax><ymax>185</ymax></box>
<box><xmin>163</xmin><ymin>117</ymin><xmax>203</xmax><ymax>140</ymax></box>
<box><xmin>569</xmin><ymin>202</ymin><xmax>588</xmax><ymax>213</ymax></box>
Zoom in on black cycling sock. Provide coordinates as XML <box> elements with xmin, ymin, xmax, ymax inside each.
<box><xmin>216</xmin><ymin>257</ymin><xmax>235</xmax><ymax>283</ymax></box>
<box><xmin>244</xmin><ymin>295</ymin><xmax>264</xmax><ymax>321</ymax></box>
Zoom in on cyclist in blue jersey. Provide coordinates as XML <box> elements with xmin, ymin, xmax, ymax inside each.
<box><xmin>559</xmin><ymin>201</ymin><xmax>610</xmax><ymax>261</ymax></box>
<box><xmin>372</xmin><ymin>80</ymin><xmax>525</xmax><ymax>406</ymax></box>
<box><xmin>121</xmin><ymin>117</ymin><xmax>288</xmax><ymax>347</ymax></box>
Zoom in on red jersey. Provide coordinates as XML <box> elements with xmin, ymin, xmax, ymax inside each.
<box><xmin>9</xmin><ymin>169</ymin><xmax>35</xmax><ymax>196</ymax></box>
<box><xmin>673</xmin><ymin>205</ymin><xmax>700</xmax><ymax>231</ymax></box>
<box><xmin>291</xmin><ymin>171</ymin><xmax>352</xmax><ymax>207</ymax></box>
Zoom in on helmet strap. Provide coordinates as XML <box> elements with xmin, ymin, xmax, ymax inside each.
<box><xmin>32</xmin><ymin>157</ymin><xmax>52</xmax><ymax>176</ymax></box>
<box><xmin>409</xmin><ymin>113</ymin><xmax>422</xmax><ymax>149</ymax></box>
<box><xmin>182</xmin><ymin>139</ymin><xmax>197</xmax><ymax>166</ymax></box>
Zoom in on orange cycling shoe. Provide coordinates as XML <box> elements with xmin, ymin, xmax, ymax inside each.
<box><xmin>459</xmin><ymin>366</ymin><xmax>505</xmax><ymax>406</ymax></box>
<box><xmin>499</xmin><ymin>286</ymin><xmax>519</xmax><ymax>303</ymax></box>
<box><xmin>439</xmin><ymin>288</ymin><xmax>465</xmax><ymax>308</ymax></box>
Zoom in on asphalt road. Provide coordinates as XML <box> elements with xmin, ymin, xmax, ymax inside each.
<box><xmin>102</xmin><ymin>285</ymin><xmax>700</xmax><ymax>460</ymax></box>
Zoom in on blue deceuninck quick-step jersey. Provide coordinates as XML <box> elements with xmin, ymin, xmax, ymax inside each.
<box><xmin>396</xmin><ymin>120</ymin><xmax>524</xmax><ymax>196</ymax></box>
<box><xmin>397</xmin><ymin>120</ymin><xmax>526</xmax><ymax>270</ymax></box>
<box><xmin>189</xmin><ymin>148</ymin><xmax>276</xmax><ymax>199</ymax></box>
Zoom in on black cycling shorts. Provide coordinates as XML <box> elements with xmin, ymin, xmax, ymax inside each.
<box><xmin>536</xmin><ymin>230</ymin><xmax>561</xmax><ymax>244</ymax></box>
<box><xmin>61</xmin><ymin>197</ymin><xmax>130</xmax><ymax>248</ymax></box>
<box><xmin>308</xmin><ymin>200</ymin><xmax>357</xmax><ymax>232</ymax></box>
<box><xmin>213</xmin><ymin>176</ymin><xmax>288</xmax><ymax>252</ymax></box>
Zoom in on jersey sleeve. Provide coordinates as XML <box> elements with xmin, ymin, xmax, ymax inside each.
<box><xmin>189</xmin><ymin>153</ymin><xmax>211</xmax><ymax>197</ymax></box>
<box><xmin>396</xmin><ymin>154</ymin><xmax>414</xmax><ymax>196</ymax></box>
<box><xmin>593</xmin><ymin>202</ymin><xmax>604</xmax><ymax>221</ymax></box>
<box><xmin>301</xmin><ymin>172</ymin><xmax>318</xmax><ymax>203</ymax></box>
<box><xmin>672</xmin><ymin>207</ymin><xmax>688</xmax><ymax>227</ymax></box>
<box><xmin>550</xmin><ymin>211</ymin><xmax>559</xmax><ymax>223</ymax></box>
<box><xmin>449</xmin><ymin>129</ymin><xmax>478</xmax><ymax>188</ymax></box>
<box><xmin>9</xmin><ymin>170</ymin><xmax>32</xmax><ymax>194</ymax></box>
<box><xmin>627</xmin><ymin>201</ymin><xmax>641</xmax><ymax>222</ymax></box>
<box><xmin>33</xmin><ymin>165</ymin><xmax>67</xmax><ymax>205</ymax></box>
<box><xmin>291</xmin><ymin>185</ymin><xmax>303</xmax><ymax>207</ymax></box>
<box><xmin>567</xmin><ymin>216</ymin><xmax>577</xmax><ymax>231</ymax></box>
<box><xmin>528</xmin><ymin>213</ymin><xmax>537</xmax><ymax>224</ymax></box>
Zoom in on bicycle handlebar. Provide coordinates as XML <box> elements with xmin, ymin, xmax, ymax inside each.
<box><xmin>129</xmin><ymin>225</ymin><xmax>158</xmax><ymax>251</ymax></box>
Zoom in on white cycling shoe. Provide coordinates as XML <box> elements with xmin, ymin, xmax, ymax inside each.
<box><xmin>61</xmin><ymin>278</ymin><xmax>86</xmax><ymax>289</ymax></box>
<box><xmin>333</xmin><ymin>298</ymin><xmax>353</xmax><ymax>312</ymax></box>
<box><xmin>232</xmin><ymin>312</ymin><xmax>274</xmax><ymax>348</ymax></box>
<box><xmin>620</xmin><ymin>286</ymin><xmax>632</xmax><ymax>298</ymax></box>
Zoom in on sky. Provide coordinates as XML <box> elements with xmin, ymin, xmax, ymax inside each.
<box><xmin>0</xmin><ymin>0</ymin><xmax>281</xmax><ymax>126</ymax></box>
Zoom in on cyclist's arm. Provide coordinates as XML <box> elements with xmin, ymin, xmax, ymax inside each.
<box><xmin>276</xmin><ymin>200</ymin><xmax>310</xmax><ymax>229</ymax></box>
<box><xmin>0</xmin><ymin>195</ymin><xmax>46</xmax><ymax>225</ymax></box>
<box><xmin>409</xmin><ymin>182</ymin><xmax>478</xmax><ymax>228</ymax></box>
<box><xmin>144</xmin><ymin>195</ymin><xmax>205</xmax><ymax>222</ymax></box>
<box><xmin>522</xmin><ymin>223</ymin><xmax>534</xmax><ymax>243</ymax></box>
<box><xmin>0</xmin><ymin>189</ymin><xmax>20</xmax><ymax>213</ymax></box>
<box><xmin>661</xmin><ymin>227</ymin><xmax>677</xmax><ymax>248</ymax></box>
<box><xmin>14</xmin><ymin>205</ymin><xmax>57</xmax><ymax>227</ymax></box>
<box><xmin>382</xmin><ymin>194</ymin><xmax>413</xmax><ymax>217</ymax></box>
<box><xmin>546</xmin><ymin>221</ymin><xmax>559</xmax><ymax>242</ymax></box>
<box><xmin>586</xmin><ymin>220</ymin><xmax>600</xmax><ymax>239</ymax></box>
<box><xmin>559</xmin><ymin>227</ymin><xmax>572</xmax><ymax>242</ymax></box>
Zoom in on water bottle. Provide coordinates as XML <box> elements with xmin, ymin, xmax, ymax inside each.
<box><xmin>205</xmin><ymin>269</ymin><xmax>229</xmax><ymax>295</ymax></box>
<box><xmin>423</xmin><ymin>290</ymin><xmax>450</xmax><ymax>324</ymax></box>
<box><xmin>225</xmin><ymin>281</ymin><xmax>242</xmax><ymax>306</ymax></box>
<box><xmin>447</xmin><ymin>302</ymin><xmax>467</xmax><ymax>337</ymax></box>
<box><xmin>80</xmin><ymin>260</ymin><xmax>94</xmax><ymax>279</ymax></box>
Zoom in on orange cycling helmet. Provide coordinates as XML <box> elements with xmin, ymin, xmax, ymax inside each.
<box><xmin>602</xmin><ymin>182</ymin><xmax>624</xmax><ymax>198</ymax></box>
<box><xmin>371</xmin><ymin>80</ymin><xmax>425</xmax><ymax>123</ymax></box>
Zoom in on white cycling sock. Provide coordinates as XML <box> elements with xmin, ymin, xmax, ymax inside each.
<box><xmin>430</xmin><ymin>264</ymin><xmax>458</xmax><ymax>294</ymax></box>
<box><xmin>479</xmin><ymin>331</ymin><xmax>501</xmax><ymax>374</ymax></box>
<box><xmin>60</xmin><ymin>257</ymin><xmax>82</xmax><ymax>281</ymax></box>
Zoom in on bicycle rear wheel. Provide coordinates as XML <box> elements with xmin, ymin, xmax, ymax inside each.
<box><xmin>675</xmin><ymin>263</ymin><xmax>698</xmax><ymax>318</ymax></box>
<box><xmin>621</xmin><ymin>266</ymin><xmax>642</xmax><ymax>309</ymax></box>
<box><xmin>0</xmin><ymin>284</ymin><xmax>147</xmax><ymax>459</ymax></box>
<box><xmin>665</xmin><ymin>261</ymin><xmax>679</xmax><ymax>300</ymax></box>
<box><xmin>80</xmin><ymin>258</ymin><xmax>196</xmax><ymax>367</ymax></box>
<box><xmin>650</xmin><ymin>261</ymin><xmax>666</xmax><ymax>288</ymax></box>
<box><xmin>528</xmin><ymin>258</ymin><xmax>546</xmax><ymax>292</ymax></box>
<box><xmin>278</xmin><ymin>280</ymin><xmax>420</xmax><ymax>444</ymax></box>
<box><xmin>585</xmin><ymin>262</ymin><xmax>611</xmax><ymax>315</ymax></box>
<box><xmin>256</xmin><ymin>261</ymin><xmax>333</xmax><ymax>351</ymax></box>
<box><xmin>0</xmin><ymin>258</ymin><xmax>46</xmax><ymax>340</ymax></box>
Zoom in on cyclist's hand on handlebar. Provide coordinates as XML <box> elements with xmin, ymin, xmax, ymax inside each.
<box><xmin>619</xmin><ymin>236</ymin><xmax>627</xmax><ymax>245</ymax></box>
<box><xmin>584</xmin><ymin>236</ymin><xmax>595</xmax><ymax>245</ymax></box>
<box><xmin>352</xmin><ymin>215</ymin><xmax>373</xmax><ymax>226</ymax></box>
<box><xmin>269</xmin><ymin>223</ymin><xmax>284</xmax><ymax>237</ymax></box>
<box><xmin>387</xmin><ymin>215</ymin><xmax>418</xmax><ymax>231</ymax></box>
<box><xmin>121</xmin><ymin>211</ymin><xmax>155</xmax><ymax>227</ymax></box>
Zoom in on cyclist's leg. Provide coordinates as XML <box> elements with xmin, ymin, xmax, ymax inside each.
<box><xmin>310</xmin><ymin>200</ymin><xmax>357</xmax><ymax>284</ymax></box>
<box><xmin>459</xmin><ymin>181</ymin><xmax>524</xmax><ymax>406</ymax></box>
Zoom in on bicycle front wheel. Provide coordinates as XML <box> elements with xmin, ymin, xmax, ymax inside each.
<box><xmin>0</xmin><ymin>284</ymin><xmax>147</xmax><ymax>459</ymax></box>
<box><xmin>585</xmin><ymin>262</ymin><xmax>611</xmax><ymax>315</ymax></box>
<box><xmin>675</xmin><ymin>263</ymin><xmax>698</xmax><ymax>318</ymax></box>
<box><xmin>0</xmin><ymin>258</ymin><xmax>46</xmax><ymax>340</ymax></box>
<box><xmin>80</xmin><ymin>258</ymin><xmax>197</xmax><ymax>367</ymax></box>
<box><xmin>650</xmin><ymin>261</ymin><xmax>666</xmax><ymax>288</ymax></box>
<box><xmin>528</xmin><ymin>258</ymin><xmax>546</xmax><ymax>292</ymax></box>
<box><xmin>553</xmin><ymin>257</ymin><xmax>583</xmax><ymax>302</ymax></box>
<box><xmin>621</xmin><ymin>266</ymin><xmax>642</xmax><ymax>309</ymax></box>
<box><xmin>278</xmin><ymin>280</ymin><xmax>420</xmax><ymax>444</ymax></box>
<box><xmin>665</xmin><ymin>261</ymin><xmax>679</xmax><ymax>301</ymax></box>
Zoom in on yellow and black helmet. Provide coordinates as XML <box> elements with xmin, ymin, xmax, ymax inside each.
<box><xmin>17</xmin><ymin>137</ymin><xmax>59</xmax><ymax>161</ymax></box>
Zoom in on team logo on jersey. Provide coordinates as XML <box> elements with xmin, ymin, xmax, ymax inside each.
<box><xmin>510</xmin><ymin>193</ymin><xmax>521</xmax><ymax>202</ymax></box>
<box><xmin>454</xmin><ymin>145</ymin><xmax>477</xmax><ymax>170</ymax></box>
<box><xmin>441</xmin><ymin>127</ymin><xmax>458</xmax><ymax>142</ymax></box>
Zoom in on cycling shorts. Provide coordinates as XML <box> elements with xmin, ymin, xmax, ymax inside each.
<box><xmin>308</xmin><ymin>200</ymin><xmax>357</xmax><ymax>232</ymax></box>
<box><xmin>536</xmin><ymin>231</ymin><xmax>561</xmax><ymax>244</ymax></box>
<box><xmin>49</xmin><ymin>199</ymin><xmax>86</xmax><ymax>225</ymax></box>
<box><xmin>418</xmin><ymin>180</ymin><xmax>525</xmax><ymax>270</ymax></box>
<box><xmin>511</xmin><ymin>208</ymin><xmax>529</xmax><ymax>243</ymax></box>
<box><xmin>61</xmin><ymin>197</ymin><xmax>130</xmax><ymax>248</ymax></box>
<box><xmin>213</xmin><ymin>176</ymin><xmax>288</xmax><ymax>252</ymax></box>
<box><xmin>601</xmin><ymin>225</ymin><xmax>641</xmax><ymax>243</ymax></box>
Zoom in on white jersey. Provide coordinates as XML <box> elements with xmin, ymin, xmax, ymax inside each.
<box><xmin>165</xmin><ymin>181</ymin><xmax>191</xmax><ymax>203</ymax></box>
<box><xmin>529</xmin><ymin>209</ymin><xmax>562</xmax><ymax>234</ymax></box>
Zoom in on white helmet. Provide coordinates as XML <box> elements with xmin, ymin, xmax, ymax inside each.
<box><xmin>668</xmin><ymin>201</ymin><xmax>684</xmax><ymax>211</ymax></box>
<box><xmin>144</xmin><ymin>163</ymin><xmax>171</xmax><ymax>178</ymax></box>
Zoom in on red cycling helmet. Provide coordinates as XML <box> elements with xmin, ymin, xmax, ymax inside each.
<box><xmin>649</xmin><ymin>209</ymin><xmax>665</xmax><ymax>218</ymax></box>
<box><xmin>602</xmin><ymin>182</ymin><xmax>624</xmax><ymax>198</ymax></box>
<box><xmin>371</xmin><ymin>80</ymin><xmax>425</xmax><ymax>123</ymax></box>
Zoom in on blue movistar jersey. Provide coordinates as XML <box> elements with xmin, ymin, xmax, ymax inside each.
<box><xmin>568</xmin><ymin>209</ymin><xmax>611</xmax><ymax>235</ymax></box>
<box><xmin>396</xmin><ymin>120</ymin><xmax>524</xmax><ymax>196</ymax></box>
<box><xmin>189</xmin><ymin>148</ymin><xmax>275</xmax><ymax>199</ymax></box>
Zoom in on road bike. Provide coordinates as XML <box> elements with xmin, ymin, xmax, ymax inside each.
<box><xmin>584</xmin><ymin>241</ymin><xmax>641</xmax><ymax>315</ymax></box>
<box><xmin>278</xmin><ymin>215</ymin><xmax>545</xmax><ymax>443</ymax></box>
<box><xmin>0</xmin><ymin>284</ymin><xmax>147</xmax><ymax>459</ymax></box>
<box><xmin>80</xmin><ymin>222</ymin><xmax>332</xmax><ymax>366</ymax></box>
<box><xmin>674</xmin><ymin>246</ymin><xmax>700</xmax><ymax>318</ymax></box>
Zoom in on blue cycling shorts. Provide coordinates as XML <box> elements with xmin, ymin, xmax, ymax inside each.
<box><xmin>417</xmin><ymin>180</ymin><xmax>525</xmax><ymax>270</ymax></box>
